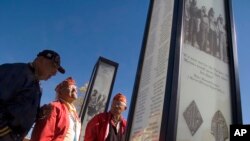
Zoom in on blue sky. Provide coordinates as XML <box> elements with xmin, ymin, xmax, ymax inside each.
<box><xmin>0</xmin><ymin>0</ymin><xmax>249</xmax><ymax>124</ymax></box>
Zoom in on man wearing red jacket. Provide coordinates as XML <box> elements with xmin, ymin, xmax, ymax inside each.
<box><xmin>31</xmin><ymin>77</ymin><xmax>81</xmax><ymax>141</ymax></box>
<box><xmin>84</xmin><ymin>93</ymin><xmax>127</xmax><ymax>141</ymax></box>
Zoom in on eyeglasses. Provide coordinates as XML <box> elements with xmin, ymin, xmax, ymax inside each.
<box><xmin>113</xmin><ymin>101</ymin><xmax>126</xmax><ymax>107</ymax></box>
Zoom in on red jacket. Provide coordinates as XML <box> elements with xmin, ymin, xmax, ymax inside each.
<box><xmin>31</xmin><ymin>101</ymin><xmax>71</xmax><ymax>141</ymax></box>
<box><xmin>84</xmin><ymin>112</ymin><xmax>127</xmax><ymax>141</ymax></box>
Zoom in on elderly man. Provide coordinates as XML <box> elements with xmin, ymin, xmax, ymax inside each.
<box><xmin>31</xmin><ymin>77</ymin><xmax>81</xmax><ymax>141</ymax></box>
<box><xmin>0</xmin><ymin>49</ymin><xmax>65</xmax><ymax>141</ymax></box>
<box><xmin>84</xmin><ymin>93</ymin><xmax>127</xmax><ymax>141</ymax></box>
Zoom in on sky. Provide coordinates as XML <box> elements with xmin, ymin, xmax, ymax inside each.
<box><xmin>0</xmin><ymin>0</ymin><xmax>249</xmax><ymax>125</ymax></box>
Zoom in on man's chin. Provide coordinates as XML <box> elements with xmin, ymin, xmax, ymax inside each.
<box><xmin>71</xmin><ymin>95</ymin><xmax>77</xmax><ymax>99</ymax></box>
<box><xmin>111</xmin><ymin>110</ymin><xmax>121</xmax><ymax>116</ymax></box>
<box><xmin>43</xmin><ymin>75</ymin><xmax>52</xmax><ymax>81</ymax></box>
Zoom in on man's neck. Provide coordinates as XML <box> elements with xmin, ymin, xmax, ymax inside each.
<box><xmin>30</xmin><ymin>62</ymin><xmax>40</xmax><ymax>80</ymax></box>
<box><xmin>112</xmin><ymin>114</ymin><xmax>121</xmax><ymax>121</ymax></box>
<box><xmin>60</xmin><ymin>98</ymin><xmax>76</xmax><ymax>112</ymax></box>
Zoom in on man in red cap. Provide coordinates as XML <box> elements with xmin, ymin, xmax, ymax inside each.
<box><xmin>31</xmin><ymin>77</ymin><xmax>81</xmax><ymax>141</ymax></box>
<box><xmin>84</xmin><ymin>93</ymin><xmax>127</xmax><ymax>141</ymax></box>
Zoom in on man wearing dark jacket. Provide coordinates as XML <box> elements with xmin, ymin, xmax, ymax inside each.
<box><xmin>0</xmin><ymin>50</ymin><xmax>65</xmax><ymax>141</ymax></box>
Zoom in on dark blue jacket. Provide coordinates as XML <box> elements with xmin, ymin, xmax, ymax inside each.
<box><xmin>0</xmin><ymin>63</ymin><xmax>41</xmax><ymax>139</ymax></box>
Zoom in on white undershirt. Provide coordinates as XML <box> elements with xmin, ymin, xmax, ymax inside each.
<box><xmin>64</xmin><ymin>112</ymin><xmax>81</xmax><ymax>141</ymax></box>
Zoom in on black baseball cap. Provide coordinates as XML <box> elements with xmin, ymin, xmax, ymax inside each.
<box><xmin>37</xmin><ymin>50</ymin><xmax>65</xmax><ymax>74</ymax></box>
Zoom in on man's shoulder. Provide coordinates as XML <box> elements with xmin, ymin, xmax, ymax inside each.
<box><xmin>50</xmin><ymin>101</ymin><xmax>72</xmax><ymax>113</ymax></box>
<box><xmin>0</xmin><ymin>63</ymin><xmax>31</xmax><ymax>74</ymax></box>
<box><xmin>49</xmin><ymin>101</ymin><xmax>64</xmax><ymax>108</ymax></box>
<box><xmin>121</xmin><ymin>117</ymin><xmax>127</xmax><ymax>126</ymax></box>
<box><xmin>91</xmin><ymin>112</ymin><xmax>110</xmax><ymax>121</ymax></box>
<box><xmin>38</xmin><ymin>101</ymin><xmax>65</xmax><ymax>118</ymax></box>
<box><xmin>0</xmin><ymin>63</ymin><xmax>27</xmax><ymax>68</ymax></box>
<box><xmin>0</xmin><ymin>63</ymin><xmax>36</xmax><ymax>87</ymax></box>
<box><xmin>96</xmin><ymin>112</ymin><xmax>109</xmax><ymax>117</ymax></box>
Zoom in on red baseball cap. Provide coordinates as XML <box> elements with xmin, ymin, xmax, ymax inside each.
<box><xmin>113</xmin><ymin>93</ymin><xmax>127</xmax><ymax>106</ymax></box>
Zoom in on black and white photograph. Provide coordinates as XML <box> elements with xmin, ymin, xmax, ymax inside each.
<box><xmin>183</xmin><ymin>0</ymin><xmax>228</xmax><ymax>63</ymax></box>
<box><xmin>86</xmin><ymin>89</ymin><xmax>107</xmax><ymax>121</ymax></box>
<box><xmin>176</xmin><ymin>0</ymin><xmax>235</xmax><ymax>140</ymax></box>
<box><xmin>79</xmin><ymin>58</ymin><xmax>118</xmax><ymax>140</ymax></box>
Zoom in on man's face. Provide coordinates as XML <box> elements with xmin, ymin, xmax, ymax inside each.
<box><xmin>58</xmin><ymin>84</ymin><xmax>78</xmax><ymax>103</ymax></box>
<box><xmin>110</xmin><ymin>100</ymin><xmax>126</xmax><ymax>116</ymax></box>
<box><xmin>38</xmin><ymin>57</ymin><xmax>58</xmax><ymax>80</ymax></box>
<box><xmin>202</xmin><ymin>6</ymin><xmax>206</xmax><ymax>14</ymax></box>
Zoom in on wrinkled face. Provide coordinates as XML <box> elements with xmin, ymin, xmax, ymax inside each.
<box><xmin>110</xmin><ymin>100</ymin><xmax>126</xmax><ymax>116</ymax></box>
<box><xmin>37</xmin><ymin>57</ymin><xmax>58</xmax><ymax>80</ymax></box>
<box><xmin>58</xmin><ymin>84</ymin><xmax>78</xmax><ymax>103</ymax></box>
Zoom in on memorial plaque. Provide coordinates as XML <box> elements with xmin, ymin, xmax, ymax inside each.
<box><xmin>79</xmin><ymin>57</ymin><xmax>118</xmax><ymax>141</ymax></box>
<box><xmin>126</xmin><ymin>0</ymin><xmax>174</xmax><ymax>140</ymax></box>
<box><xmin>211</xmin><ymin>110</ymin><xmax>229</xmax><ymax>141</ymax></box>
<box><xmin>183</xmin><ymin>100</ymin><xmax>203</xmax><ymax>136</ymax></box>
<box><xmin>127</xmin><ymin>0</ymin><xmax>241</xmax><ymax>140</ymax></box>
<box><xmin>174</xmin><ymin>0</ymin><xmax>241</xmax><ymax>140</ymax></box>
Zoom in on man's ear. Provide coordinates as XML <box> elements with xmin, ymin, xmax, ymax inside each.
<box><xmin>58</xmin><ymin>87</ymin><xmax>68</xmax><ymax>95</ymax></box>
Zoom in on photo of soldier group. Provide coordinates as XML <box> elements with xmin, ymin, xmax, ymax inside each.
<box><xmin>183</xmin><ymin>0</ymin><xmax>229</xmax><ymax>63</ymax></box>
<box><xmin>86</xmin><ymin>89</ymin><xmax>106</xmax><ymax>121</ymax></box>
